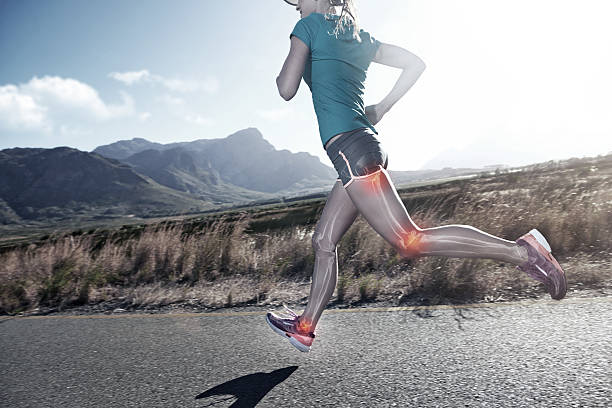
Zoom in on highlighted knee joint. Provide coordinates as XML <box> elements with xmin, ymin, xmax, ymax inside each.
<box><xmin>397</xmin><ymin>230</ymin><xmax>425</xmax><ymax>258</ymax></box>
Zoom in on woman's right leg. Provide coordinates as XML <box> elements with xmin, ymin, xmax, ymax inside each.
<box><xmin>341</xmin><ymin>166</ymin><xmax>566</xmax><ymax>299</ymax></box>
<box><xmin>299</xmin><ymin>179</ymin><xmax>359</xmax><ymax>332</ymax></box>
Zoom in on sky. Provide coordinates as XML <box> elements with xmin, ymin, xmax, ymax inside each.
<box><xmin>1</xmin><ymin>0</ymin><xmax>611</xmax><ymax>171</ymax></box>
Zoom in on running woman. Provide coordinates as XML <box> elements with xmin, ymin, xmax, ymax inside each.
<box><xmin>266</xmin><ymin>0</ymin><xmax>567</xmax><ymax>353</ymax></box>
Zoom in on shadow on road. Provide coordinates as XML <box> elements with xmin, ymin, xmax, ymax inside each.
<box><xmin>195</xmin><ymin>365</ymin><xmax>298</xmax><ymax>407</ymax></box>
<box><xmin>391</xmin><ymin>305</ymin><xmax>500</xmax><ymax>331</ymax></box>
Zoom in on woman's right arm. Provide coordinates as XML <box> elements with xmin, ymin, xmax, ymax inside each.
<box><xmin>369</xmin><ymin>43</ymin><xmax>426</xmax><ymax>123</ymax></box>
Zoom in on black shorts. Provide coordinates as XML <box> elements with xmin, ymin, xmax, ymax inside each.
<box><xmin>325</xmin><ymin>127</ymin><xmax>388</xmax><ymax>187</ymax></box>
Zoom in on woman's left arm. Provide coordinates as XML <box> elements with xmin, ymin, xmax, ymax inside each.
<box><xmin>276</xmin><ymin>36</ymin><xmax>310</xmax><ymax>101</ymax></box>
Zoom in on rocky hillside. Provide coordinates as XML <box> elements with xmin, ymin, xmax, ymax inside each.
<box><xmin>0</xmin><ymin>147</ymin><xmax>222</xmax><ymax>223</ymax></box>
<box><xmin>94</xmin><ymin>128</ymin><xmax>337</xmax><ymax>194</ymax></box>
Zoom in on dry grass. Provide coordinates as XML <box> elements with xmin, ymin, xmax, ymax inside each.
<box><xmin>1</xmin><ymin>155</ymin><xmax>611</xmax><ymax>314</ymax></box>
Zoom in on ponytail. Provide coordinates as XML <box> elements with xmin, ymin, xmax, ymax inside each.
<box><xmin>326</xmin><ymin>0</ymin><xmax>362</xmax><ymax>42</ymax></box>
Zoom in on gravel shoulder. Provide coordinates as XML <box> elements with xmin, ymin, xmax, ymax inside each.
<box><xmin>6</xmin><ymin>282</ymin><xmax>611</xmax><ymax>319</ymax></box>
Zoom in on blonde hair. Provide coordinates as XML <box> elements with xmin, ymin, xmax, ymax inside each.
<box><xmin>325</xmin><ymin>0</ymin><xmax>362</xmax><ymax>42</ymax></box>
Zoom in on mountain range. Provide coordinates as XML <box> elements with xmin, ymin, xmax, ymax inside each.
<box><xmin>93</xmin><ymin>128</ymin><xmax>337</xmax><ymax>194</ymax></box>
<box><xmin>0</xmin><ymin>146</ymin><xmax>215</xmax><ymax>224</ymax></box>
<box><xmin>0</xmin><ymin>127</ymin><xmax>494</xmax><ymax>226</ymax></box>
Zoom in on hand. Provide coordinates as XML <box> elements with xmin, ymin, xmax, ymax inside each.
<box><xmin>365</xmin><ymin>104</ymin><xmax>385</xmax><ymax>126</ymax></box>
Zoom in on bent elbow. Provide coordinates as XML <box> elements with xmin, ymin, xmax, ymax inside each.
<box><xmin>276</xmin><ymin>77</ymin><xmax>295</xmax><ymax>101</ymax></box>
<box><xmin>412</xmin><ymin>58</ymin><xmax>426</xmax><ymax>73</ymax></box>
<box><xmin>401</xmin><ymin>53</ymin><xmax>426</xmax><ymax>73</ymax></box>
<box><xmin>279</xmin><ymin>88</ymin><xmax>294</xmax><ymax>101</ymax></box>
<box><xmin>417</xmin><ymin>58</ymin><xmax>427</xmax><ymax>72</ymax></box>
<box><xmin>277</xmin><ymin>85</ymin><xmax>296</xmax><ymax>101</ymax></box>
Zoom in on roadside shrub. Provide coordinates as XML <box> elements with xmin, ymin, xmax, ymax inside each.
<box><xmin>0</xmin><ymin>155</ymin><xmax>609</xmax><ymax>314</ymax></box>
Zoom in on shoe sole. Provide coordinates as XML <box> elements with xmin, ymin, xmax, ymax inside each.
<box><xmin>529</xmin><ymin>228</ymin><xmax>552</xmax><ymax>252</ymax></box>
<box><xmin>522</xmin><ymin>228</ymin><xmax>567</xmax><ymax>300</ymax></box>
<box><xmin>265</xmin><ymin>313</ymin><xmax>311</xmax><ymax>353</ymax></box>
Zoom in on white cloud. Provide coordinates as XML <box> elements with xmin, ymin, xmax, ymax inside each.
<box><xmin>257</xmin><ymin>107</ymin><xmax>293</xmax><ymax>121</ymax></box>
<box><xmin>0</xmin><ymin>76</ymin><xmax>135</xmax><ymax>133</ymax></box>
<box><xmin>139</xmin><ymin>112</ymin><xmax>152</xmax><ymax>122</ymax></box>
<box><xmin>0</xmin><ymin>84</ymin><xmax>49</xmax><ymax>131</ymax></box>
<box><xmin>108</xmin><ymin>69</ymin><xmax>219</xmax><ymax>93</ymax></box>
<box><xmin>107</xmin><ymin>70</ymin><xmax>149</xmax><ymax>85</ymax></box>
<box><xmin>23</xmin><ymin>76</ymin><xmax>134</xmax><ymax>121</ymax></box>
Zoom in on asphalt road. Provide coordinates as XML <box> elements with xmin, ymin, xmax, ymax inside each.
<box><xmin>1</xmin><ymin>297</ymin><xmax>611</xmax><ymax>408</ymax></box>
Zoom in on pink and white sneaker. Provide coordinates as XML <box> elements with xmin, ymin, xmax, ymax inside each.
<box><xmin>516</xmin><ymin>228</ymin><xmax>567</xmax><ymax>300</ymax></box>
<box><xmin>265</xmin><ymin>304</ymin><xmax>316</xmax><ymax>353</ymax></box>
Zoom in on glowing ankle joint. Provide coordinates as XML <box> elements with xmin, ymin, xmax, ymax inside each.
<box><xmin>297</xmin><ymin>316</ymin><xmax>313</xmax><ymax>333</ymax></box>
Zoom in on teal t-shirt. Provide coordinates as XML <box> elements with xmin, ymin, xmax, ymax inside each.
<box><xmin>290</xmin><ymin>12</ymin><xmax>382</xmax><ymax>147</ymax></box>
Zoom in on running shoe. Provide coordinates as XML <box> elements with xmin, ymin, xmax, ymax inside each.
<box><xmin>265</xmin><ymin>304</ymin><xmax>316</xmax><ymax>352</ymax></box>
<box><xmin>516</xmin><ymin>228</ymin><xmax>567</xmax><ymax>300</ymax></box>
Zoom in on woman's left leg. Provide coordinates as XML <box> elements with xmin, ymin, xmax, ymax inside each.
<box><xmin>264</xmin><ymin>179</ymin><xmax>359</xmax><ymax>352</ymax></box>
